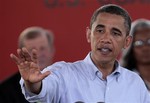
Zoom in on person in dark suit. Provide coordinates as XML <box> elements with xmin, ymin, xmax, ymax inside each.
<box><xmin>0</xmin><ymin>26</ymin><xmax>55</xmax><ymax>103</ymax></box>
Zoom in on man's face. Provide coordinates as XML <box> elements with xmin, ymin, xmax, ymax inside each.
<box><xmin>133</xmin><ymin>28</ymin><xmax>150</xmax><ymax>65</ymax></box>
<box><xmin>86</xmin><ymin>13</ymin><xmax>131</xmax><ymax>65</ymax></box>
<box><xmin>23</xmin><ymin>34</ymin><xmax>54</xmax><ymax>70</ymax></box>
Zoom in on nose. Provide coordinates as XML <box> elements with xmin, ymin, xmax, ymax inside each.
<box><xmin>100</xmin><ymin>33</ymin><xmax>111</xmax><ymax>44</ymax></box>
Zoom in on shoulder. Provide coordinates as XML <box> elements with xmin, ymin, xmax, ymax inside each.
<box><xmin>118</xmin><ymin>66</ymin><xmax>147</xmax><ymax>90</ymax></box>
<box><xmin>119</xmin><ymin>66</ymin><xmax>143</xmax><ymax>82</ymax></box>
<box><xmin>0</xmin><ymin>72</ymin><xmax>21</xmax><ymax>89</ymax></box>
<box><xmin>43</xmin><ymin>60</ymin><xmax>85</xmax><ymax>74</ymax></box>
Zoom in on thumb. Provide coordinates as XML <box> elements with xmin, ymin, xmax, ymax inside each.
<box><xmin>41</xmin><ymin>71</ymin><xmax>51</xmax><ymax>78</ymax></box>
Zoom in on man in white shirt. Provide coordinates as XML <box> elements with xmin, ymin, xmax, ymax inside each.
<box><xmin>10</xmin><ymin>4</ymin><xmax>150</xmax><ymax>103</ymax></box>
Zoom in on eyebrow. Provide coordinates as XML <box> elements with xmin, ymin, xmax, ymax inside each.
<box><xmin>95</xmin><ymin>24</ymin><xmax>105</xmax><ymax>28</ymax></box>
<box><xmin>112</xmin><ymin>27</ymin><xmax>122</xmax><ymax>34</ymax></box>
<box><xmin>95</xmin><ymin>24</ymin><xmax>122</xmax><ymax>34</ymax></box>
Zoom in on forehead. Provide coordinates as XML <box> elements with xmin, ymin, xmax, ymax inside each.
<box><xmin>92</xmin><ymin>13</ymin><xmax>126</xmax><ymax>31</ymax></box>
<box><xmin>135</xmin><ymin>28</ymin><xmax>150</xmax><ymax>34</ymax></box>
<box><xmin>134</xmin><ymin>28</ymin><xmax>150</xmax><ymax>40</ymax></box>
<box><xmin>24</xmin><ymin>34</ymin><xmax>49</xmax><ymax>46</ymax></box>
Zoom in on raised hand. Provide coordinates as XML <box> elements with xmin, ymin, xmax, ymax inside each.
<box><xmin>10</xmin><ymin>47</ymin><xmax>50</xmax><ymax>93</ymax></box>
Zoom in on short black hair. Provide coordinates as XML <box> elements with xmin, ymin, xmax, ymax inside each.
<box><xmin>90</xmin><ymin>4</ymin><xmax>132</xmax><ymax>35</ymax></box>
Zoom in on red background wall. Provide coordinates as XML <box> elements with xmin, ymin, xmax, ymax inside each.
<box><xmin>0</xmin><ymin>0</ymin><xmax>150</xmax><ymax>81</ymax></box>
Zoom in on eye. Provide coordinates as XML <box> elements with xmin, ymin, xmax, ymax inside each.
<box><xmin>111</xmin><ymin>28</ymin><xmax>122</xmax><ymax>37</ymax></box>
<box><xmin>96</xmin><ymin>28</ymin><xmax>104</xmax><ymax>34</ymax></box>
<box><xmin>112</xmin><ymin>31</ymin><xmax>121</xmax><ymax>36</ymax></box>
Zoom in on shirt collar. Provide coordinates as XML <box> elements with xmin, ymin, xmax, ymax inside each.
<box><xmin>83</xmin><ymin>53</ymin><xmax>98</xmax><ymax>80</ymax></box>
<box><xmin>83</xmin><ymin>52</ymin><xmax>121</xmax><ymax>80</ymax></box>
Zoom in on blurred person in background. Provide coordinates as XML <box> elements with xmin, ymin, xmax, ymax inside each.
<box><xmin>121</xmin><ymin>19</ymin><xmax>150</xmax><ymax>92</ymax></box>
<box><xmin>0</xmin><ymin>26</ymin><xmax>55</xmax><ymax>103</ymax></box>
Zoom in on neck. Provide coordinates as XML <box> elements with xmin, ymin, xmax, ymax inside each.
<box><xmin>96</xmin><ymin>61</ymin><xmax>115</xmax><ymax>80</ymax></box>
<box><xmin>137</xmin><ymin>64</ymin><xmax>150</xmax><ymax>82</ymax></box>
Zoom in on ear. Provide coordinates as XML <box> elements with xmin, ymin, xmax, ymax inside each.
<box><xmin>86</xmin><ymin>27</ymin><xmax>91</xmax><ymax>43</ymax></box>
<box><xmin>123</xmin><ymin>35</ymin><xmax>132</xmax><ymax>49</ymax></box>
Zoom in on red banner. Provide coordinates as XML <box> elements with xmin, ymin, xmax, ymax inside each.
<box><xmin>0</xmin><ymin>0</ymin><xmax>150</xmax><ymax>81</ymax></box>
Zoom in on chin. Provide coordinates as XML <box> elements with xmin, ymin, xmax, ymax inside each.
<box><xmin>99</xmin><ymin>60</ymin><xmax>110</xmax><ymax>64</ymax></box>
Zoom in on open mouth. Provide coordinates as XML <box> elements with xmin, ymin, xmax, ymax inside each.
<box><xmin>98</xmin><ymin>47</ymin><xmax>112</xmax><ymax>55</ymax></box>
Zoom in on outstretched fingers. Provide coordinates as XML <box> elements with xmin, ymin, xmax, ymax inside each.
<box><xmin>10</xmin><ymin>53</ymin><xmax>21</xmax><ymax>65</ymax></box>
<box><xmin>17</xmin><ymin>49</ymin><xmax>26</xmax><ymax>62</ymax></box>
<box><xmin>32</xmin><ymin>49</ymin><xmax>38</xmax><ymax>63</ymax></box>
<box><xmin>22</xmin><ymin>47</ymin><xmax>32</xmax><ymax>62</ymax></box>
<box><xmin>30</xmin><ymin>62</ymin><xmax>51</xmax><ymax>77</ymax></box>
<box><xmin>29</xmin><ymin>62</ymin><xmax>51</xmax><ymax>81</ymax></box>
